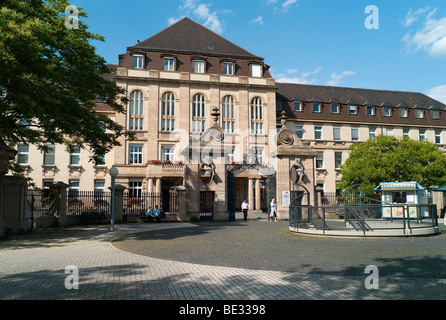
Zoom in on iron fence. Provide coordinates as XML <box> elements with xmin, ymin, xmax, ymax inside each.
<box><xmin>66</xmin><ymin>191</ymin><xmax>111</xmax><ymax>216</ymax></box>
<box><xmin>27</xmin><ymin>189</ymin><xmax>54</xmax><ymax>217</ymax></box>
<box><xmin>123</xmin><ymin>191</ymin><xmax>178</xmax><ymax>215</ymax></box>
<box><xmin>290</xmin><ymin>203</ymin><xmax>438</xmax><ymax>234</ymax></box>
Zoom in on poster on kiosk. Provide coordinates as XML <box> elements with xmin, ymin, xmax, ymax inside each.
<box><xmin>374</xmin><ymin>182</ymin><xmax>429</xmax><ymax>219</ymax></box>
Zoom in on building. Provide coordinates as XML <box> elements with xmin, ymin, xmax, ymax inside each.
<box><xmin>13</xmin><ymin>17</ymin><xmax>446</xmax><ymax>220</ymax></box>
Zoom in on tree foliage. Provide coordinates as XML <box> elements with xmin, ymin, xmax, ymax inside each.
<box><xmin>0</xmin><ymin>0</ymin><xmax>129</xmax><ymax>163</ymax></box>
<box><xmin>338</xmin><ymin>135</ymin><xmax>446</xmax><ymax>197</ymax></box>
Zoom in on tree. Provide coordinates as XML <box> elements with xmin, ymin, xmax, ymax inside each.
<box><xmin>338</xmin><ymin>135</ymin><xmax>446</xmax><ymax>197</ymax></box>
<box><xmin>0</xmin><ymin>0</ymin><xmax>130</xmax><ymax>164</ymax></box>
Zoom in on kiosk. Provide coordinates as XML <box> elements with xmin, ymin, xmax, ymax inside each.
<box><xmin>374</xmin><ymin>181</ymin><xmax>429</xmax><ymax>219</ymax></box>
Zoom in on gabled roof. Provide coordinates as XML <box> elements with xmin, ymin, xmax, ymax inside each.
<box><xmin>277</xmin><ymin>83</ymin><xmax>446</xmax><ymax>110</ymax></box>
<box><xmin>128</xmin><ymin>17</ymin><xmax>262</xmax><ymax>59</ymax></box>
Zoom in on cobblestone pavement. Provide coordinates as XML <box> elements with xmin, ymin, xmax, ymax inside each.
<box><xmin>0</xmin><ymin>216</ymin><xmax>445</xmax><ymax>301</ymax></box>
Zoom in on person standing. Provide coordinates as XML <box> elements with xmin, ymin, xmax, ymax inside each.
<box><xmin>241</xmin><ymin>199</ymin><xmax>249</xmax><ymax>221</ymax></box>
<box><xmin>270</xmin><ymin>199</ymin><xmax>278</xmax><ymax>222</ymax></box>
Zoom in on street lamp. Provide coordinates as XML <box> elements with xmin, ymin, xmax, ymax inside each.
<box><xmin>109</xmin><ymin>167</ymin><xmax>119</xmax><ymax>231</ymax></box>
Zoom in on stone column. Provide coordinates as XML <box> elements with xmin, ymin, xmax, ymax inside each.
<box><xmin>155</xmin><ymin>177</ymin><xmax>162</xmax><ymax>208</ymax></box>
<box><xmin>0</xmin><ymin>140</ymin><xmax>17</xmax><ymax>237</ymax></box>
<box><xmin>248</xmin><ymin>178</ymin><xmax>254</xmax><ymax>209</ymax></box>
<box><xmin>50</xmin><ymin>182</ymin><xmax>69</xmax><ymax>226</ymax></box>
<box><xmin>147</xmin><ymin>178</ymin><xmax>154</xmax><ymax>193</ymax></box>
<box><xmin>255</xmin><ymin>178</ymin><xmax>261</xmax><ymax>211</ymax></box>
<box><xmin>114</xmin><ymin>185</ymin><xmax>126</xmax><ymax>222</ymax></box>
<box><xmin>176</xmin><ymin>185</ymin><xmax>187</xmax><ymax>221</ymax></box>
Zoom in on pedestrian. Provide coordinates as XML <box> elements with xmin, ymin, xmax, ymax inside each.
<box><xmin>241</xmin><ymin>199</ymin><xmax>249</xmax><ymax>221</ymax></box>
<box><xmin>269</xmin><ymin>199</ymin><xmax>277</xmax><ymax>222</ymax></box>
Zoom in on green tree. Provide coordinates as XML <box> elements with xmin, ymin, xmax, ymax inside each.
<box><xmin>338</xmin><ymin>135</ymin><xmax>446</xmax><ymax>197</ymax></box>
<box><xmin>0</xmin><ymin>0</ymin><xmax>130</xmax><ymax>164</ymax></box>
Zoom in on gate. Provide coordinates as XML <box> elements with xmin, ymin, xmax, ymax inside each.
<box><xmin>200</xmin><ymin>191</ymin><xmax>214</xmax><ymax>221</ymax></box>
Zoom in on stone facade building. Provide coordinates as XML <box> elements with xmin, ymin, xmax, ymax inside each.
<box><xmin>13</xmin><ymin>18</ymin><xmax>446</xmax><ymax>220</ymax></box>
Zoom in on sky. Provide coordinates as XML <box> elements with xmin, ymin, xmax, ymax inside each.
<box><xmin>73</xmin><ymin>0</ymin><xmax>446</xmax><ymax>104</ymax></box>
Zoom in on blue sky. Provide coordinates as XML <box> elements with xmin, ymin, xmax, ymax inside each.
<box><xmin>73</xmin><ymin>0</ymin><xmax>446</xmax><ymax>103</ymax></box>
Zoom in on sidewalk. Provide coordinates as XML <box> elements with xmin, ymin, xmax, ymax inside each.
<box><xmin>0</xmin><ymin>221</ymin><xmax>445</xmax><ymax>301</ymax></box>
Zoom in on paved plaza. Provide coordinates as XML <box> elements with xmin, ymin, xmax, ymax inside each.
<box><xmin>0</xmin><ymin>214</ymin><xmax>445</xmax><ymax>302</ymax></box>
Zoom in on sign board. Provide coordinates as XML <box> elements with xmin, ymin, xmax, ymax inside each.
<box><xmin>283</xmin><ymin>191</ymin><xmax>290</xmax><ymax>207</ymax></box>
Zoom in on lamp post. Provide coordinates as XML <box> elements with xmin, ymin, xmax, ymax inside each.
<box><xmin>109</xmin><ymin>167</ymin><xmax>119</xmax><ymax>231</ymax></box>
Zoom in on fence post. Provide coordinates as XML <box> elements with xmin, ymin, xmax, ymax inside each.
<box><xmin>176</xmin><ymin>185</ymin><xmax>187</xmax><ymax>221</ymax></box>
<box><xmin>114</xmin><ymin>185</ymin><xmax>126</xmax><ymax>222</ymax></box>
<box><xmin>50</xmin><ymin>182</ymin><xmax>69</xmax><ymax>226</ymax></box>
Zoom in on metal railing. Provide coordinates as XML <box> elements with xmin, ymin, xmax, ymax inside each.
<box><xmin>66</xmin><ymin>191</ymin><xmax>111</xmax><ymax>215</ymax></box>
<box><xmin>123</xmin><ymin>191</ymin><xmax>178</xmax><ymax>215</ymax></box>
<box><xmin>27</xmin><ymin>189</ymin><xmax>54</xmax><ymax>218</ymax></box>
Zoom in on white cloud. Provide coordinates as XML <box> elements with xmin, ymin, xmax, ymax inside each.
<box><xmin>169</xmin><ymin>0</ymin><xmax>227</xmax><ymax>34</ymax></box>
<box><xmin>282</xmin><ymin>0</ymin><xmax>298</xmax><ymax>12</ymax></box>
<box><xmin>250</xmin><ymin>16</ymin><xmax>264</xmax><ymax>26</ymax></box>
<box><xmin>403</xmin><ymin>7</ymin><xmax>446</xmax><ymax>58</ymax></box>
<box><xmin>326</xmin><ymin>71</ymin><xmax>356</xmax><ymax>86</ymax></box>
<box><xmin>401</xmin><ymin>6</ymin><xmax>431</xmax><ymax>27</ymax></box>
<box><xmin>272</xmin><ymin>67</ymin><xmax>322</xmax><ymax>84</ymax></box>
<box><xmin>427</xmin><ymin>85</ymin><xmax>446</xmax><ymax>104</ymax></box>
<box><xmin>265</xmin><ymin>0</ymin><xmax>298</xmax><ymax>13</ymax></box>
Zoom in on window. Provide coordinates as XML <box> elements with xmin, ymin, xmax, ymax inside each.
<box><xmin>250</xmin><ymin>97</ymin><xmax>263</xmax><ymax>134</ymax></box>
<box><xmin>251</xmin><ymin>64</ymin><xmax>262</xmax><ymax>77</ymax></box>
<box><xmin>386</xmin><ymin>128</ymin><xmax>394</xmax><ymax>136</ymax></box>
<box><xmin>161</xmin><ymin>92</ymin><xmax>175</xmax><ymax>132</ymax></box>
<box><xmin>314</xmin><ymin>125</ymin><xmax>322</xmax><ymax>140</ymax></box>
<box><xmin>192</xmin><ymin>94</ymin><xmax>206</xmax><ymax>133</ymax></box>
<box><xmin>68</xmin><ymin>179</ymin><xmax>80</xmax><ymax>198</ymax></box>
<box><xmin>194</xmin><ymin>60</ymin><xmax>205</xmax><ymax>73</ymax></box>
<box><xmin>369</xmin><ymin>128</ymin><xmax>376</xmax><ymax>140</ymax></box>
<box><xmin>276</xmin><ymin>101</ymin><xmax>282</xmax><ymax>110</ymax></box>
<box><xmin>129</xmin><ymin>90</ymin><xmax>144</xmax><ymax>131</ymax></box>
<box><xmin>401</xmin><ymin>107</ymin><xmax>408</xmax><ymax>118</ymax></box>
<box><xmin>367</xmin><ymin>106</ymin><xmax>374</xmax><ymax>116</ymax></box>
<box><xmin>332</xmin><ymin>104</ymin><xmax>339</xmax><ymax>114</ymax></box>
<box><xmin>133</xmin><ymin>55</ymin><xmax>144</xmax><ymax>69</ymax></box>
<box><xmin>333</xmin><ymin>127</ymin><xmax>341</xmax><ymax>141</ymax></box>
<box><xmin>164</xmin><ymin>57</ymin><xmax>175</xmax><ymax>71</ymax></box>
<box><xmin>226</xmin><ymin>147</ymin><xmax>235</xmax><ymax>164</ymax></box>
<box><xmin>222</xmin><ymin>96</ymin><xmax>235</xmax><ymax>133</ymax></box>
<box><xmin>69</xmin><ymin>146</ymin><xmax>81</xmax><ymax>166</ymax></box>
<box><xmin>223</xmin><ymin>62</ymin><xmax>234</xmax><ymax>75</ymax></box>
<box><xmin>255</xmin><ymin>147</ymin><xmax>264</xmax><ymax>165</ymax></box>
<box><xmin>294</xmin><ymin>101</ymin><xmax>302</xmax><ymax>112</ymax></box>
<box><xmin>94</xmin><ymin>179</ymin><xmax>106</xmax><ymax>198</ymax></box>
<box><xmin>335</xmin><ymin>152</ymin><xmax>343</xmax><ymax>169</ymax></box>
<box><xmin>295</xmin><ymin>125</ymin><xmax>304</xmax><ymax>139</ymax></box>
<box><xmin>435</xmin><ymin>131</ymin><xmax>442</xmax><ymax>144</ymax></box>
<box><xmin>403</xmin><ymin>129</ymin><xmax>410</xmax><ymax>137</ymax></box>
<box><xmin>384</xmin><ymin>107</ymin><xmax>391</xmax><ymax>117</ymax></box>
<box><xmin>351</xmin><ymin>127</ymin><xmax>359</xmax><ymax>141</ymax></box>
<box><xmin>349</xmin><ymin>105</ymin><xmax>357</xmax><ymax>115</ymax></box>
<box><xmin>419</xmin><ymin>130</ymin><xmax>426</xmax><ymax>141</ymax></box>
<box><xmin>316</xmin><ymin>152</ymin><xmax>324</xmax><ymax>169</ymax></box>
<box><xmin>161</xmin><ymin>145</ymin><xmax>175</xmax><ymax>162</ymax></box>
<box><xmin>316</xmin><ymin>181</ymin><xmax>325</xmax><ymax>196</ymax></box>
<box><xmin>433</xmin><ymin>110</ymin><xmax>440</xmax><ymax>120</ymax></box>
<box><xmin>42</xmin><ymin>179</ymin><xmax>54</xmax><ymax>196</ymax></box>
<box><xmin>17</xmin><ymin>144</ymin><xmax>29</xmax><ymax>165</ymax></box>
<box><xmin>129</xmin><ymin>144</ymin><xmax>143</xmax><ymax>165</ymax></box>
<box><xmin>128</xmin><ymin>180</ymin><xmax>142</xmax><ymax>199</ymax></box>
<box><xmin>43</xmin><ymin>145</ymin><xmax>55</xmax><ymax>166</ymax></box>
<box><xmin>416</xmin><ymin>109</ymin><xmax>424</xmax><ymax>119</ymax></box>
<box><xmin>313</xmin><ymin>103</ymin><xmax>321</xmax><ymax>113</ymax></box>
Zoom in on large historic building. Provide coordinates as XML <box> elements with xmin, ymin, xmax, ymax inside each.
<box><xmin>14</xmin><ymin>17</ymin><xmax>446</xmax><ymax>219</ymax></box>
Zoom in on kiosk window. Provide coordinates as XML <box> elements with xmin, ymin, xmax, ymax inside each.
<box><xmin>392</xmin><ymin>191</ymin><xmax>407</xmax><ymax>204</ymax></box>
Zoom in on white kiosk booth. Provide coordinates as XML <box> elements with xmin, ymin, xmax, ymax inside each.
<box><xmin>374</xmin><ymin>181</ymin><xmax>429</xmax><ymax>219</ymax></box>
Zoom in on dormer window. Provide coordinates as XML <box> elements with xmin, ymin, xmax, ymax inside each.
<box><xmin>251</xmin><ymin>64</ymin><xmax>262</xmax><ymax>77</ymax></box>
<box><xmin>349</xmin><ymin>105</ymin><xmax>357</xmax><ymax>115</ymax></box>
<box><xmin>133</xmin><ymin>54</ymin><xmax>144</xmax><ymax>69</ymax></box>
<box><xmin>223</xmin><ymin>62</ymin><xmax>234</xmax><ymax>75</ymax></box>
<box><xmin>194</xmin><ymin>60</ymin><xmax>205</xmax><ymax>73</ymax></box>
<box><xmin>416</xmin><ymin>109</ymin><xmax>424</xmax><ymax>119</ymax></box>
<box><xmin>164</xmin><ymin>57</ymin><xmax>175</xmax><ymax>71</ymax></box>
<box><xmin>313</xmin><ymin>103</ymin><xmax>321</xmax><ymax>113</ymax></box>
<box><xmin>384</xmin><ymin>107</ymin><xmax>391</xmax><ymax>117</ymax></box>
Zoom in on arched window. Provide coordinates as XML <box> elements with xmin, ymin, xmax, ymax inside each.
<box><xmin>192</xmin><ymin>94</ymin><xmax>205</xmax><ymax>132</ymax></box>
<box><xmin>129</xmin><ymin>90</ymin><xmax>144</xmax><ymax>131</ymax></box>
<box><xmin>161</xmin><ymin>92</ymin><xmax>175</xmax><ymax>131</ymax></box>
<box><xmin>251</xmin><ymin>97</ymin><xmax>263</xmax><ymax>134</ymax></box>
<box><xmin>222</xmin><ymin>96</ymin><xmax>235</xmax><ymax>133</ymax></box>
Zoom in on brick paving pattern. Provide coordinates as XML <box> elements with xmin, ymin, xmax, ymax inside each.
<box><xmin>0</xmin><ymin>217</ymin><xmax>445</xmax><ymax>301</ymax></box>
